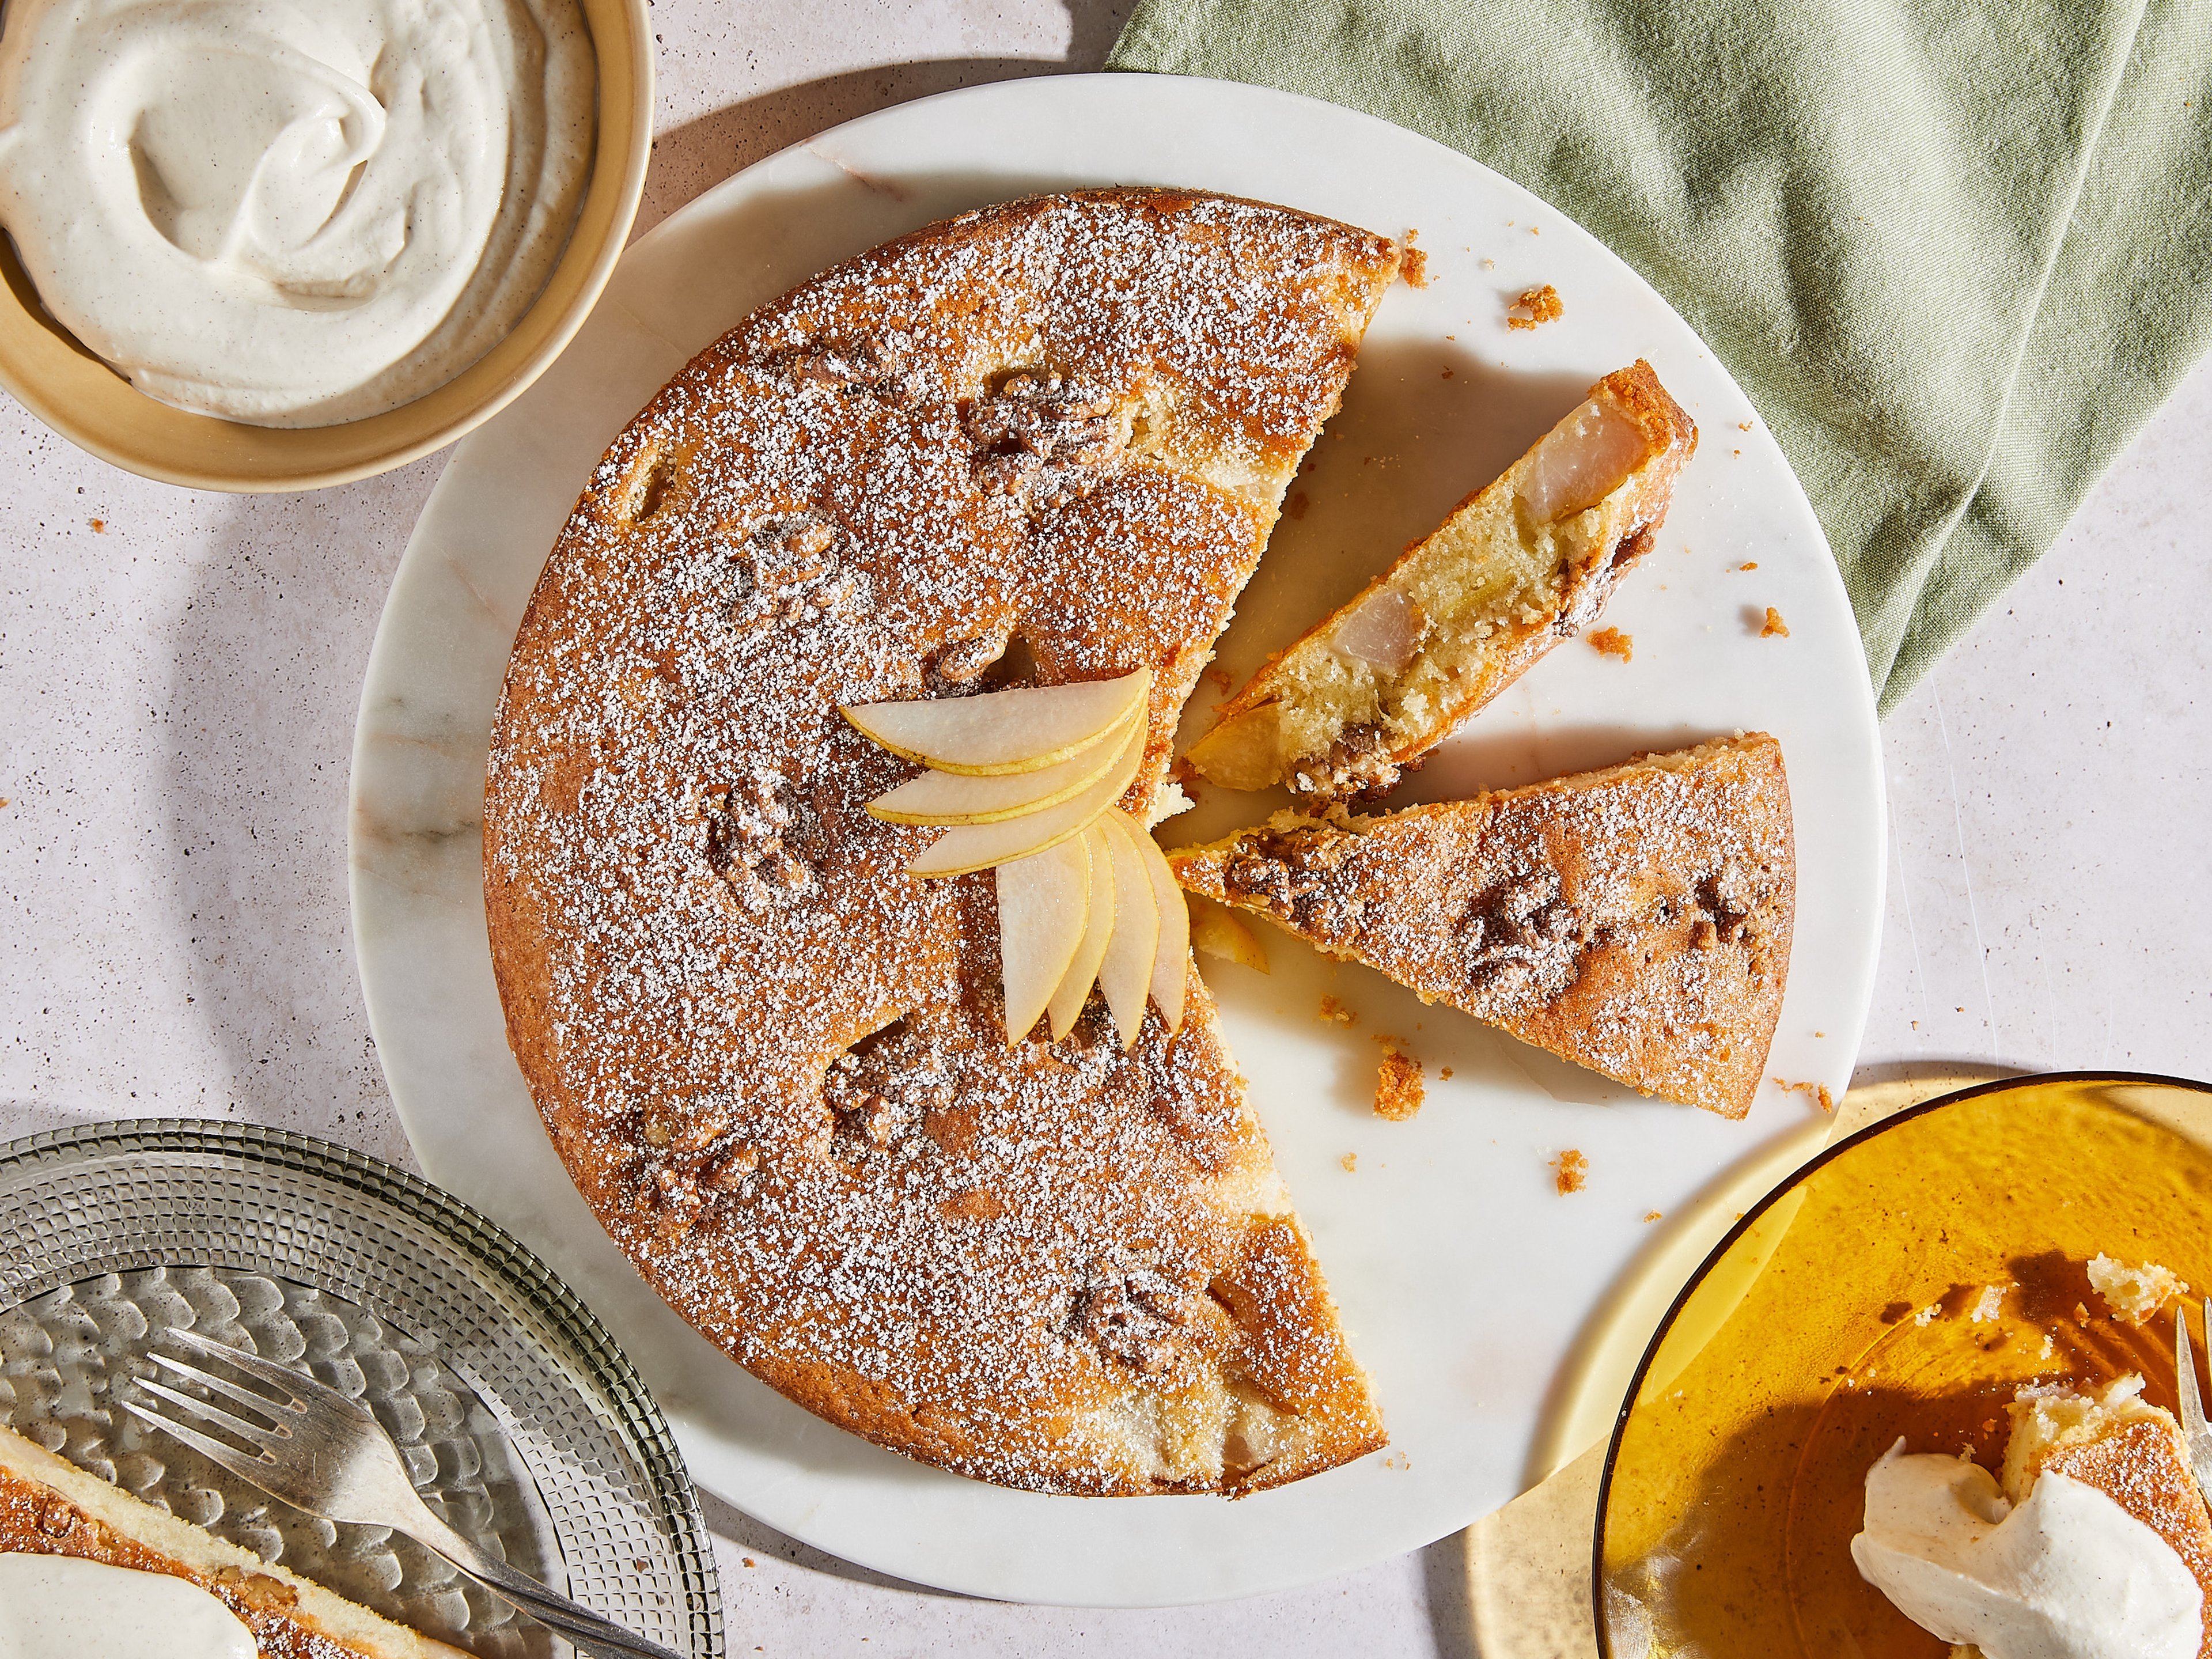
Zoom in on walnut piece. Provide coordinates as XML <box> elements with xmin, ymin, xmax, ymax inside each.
<box><xmin>1457</xmin><ymin>865</ymin><xmax>1593</xmax><ymax>1001</ymax></box>
<box><xmin>703</xmin><ymin>769</ymin><xmax>813</xmax><ymax>911</ymax></box>
<box><xmin>965</xmin><ymin>372</ymin><xmax>1124</xmax><ymax>512</ymax></box>
<box><xmin>1289</xmin><ymin>722</ymin><xmax>1402</xmax><ymax>800</ymax></box>
<box><xmin>1071</xmin><ymin>1255</ymin><xmax>1198</xmax><ymax>1376</ymax></box>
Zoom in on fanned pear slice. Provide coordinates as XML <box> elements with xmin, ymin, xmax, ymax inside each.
<box><xmin>1095</xmin><ymin>812</ymin><xmax>1162</xmax><ymax>1047</ymax></box>
<box><xmin>997</xmin><ymin>834</ymin><xmax>1093</xmax><ymax>1043</ymax></box>
<box><xmin>1046</xmin><ymin>825</ymin><xmax>1118</xmax><ymax>1040</ymax></box>
<box><xmin>844</xmin><ymin>669</ymin><xmax>1150</xmax><ymax>777</ymax></box>
<box><xmin>1130</xmin><ymin>817</ymin><xmax>1191</xmax><ymax>1032</ymax></box>
<box><xmin>867</xmin><ymin>704</ymin><xmax>1140</xmax><ymax>825</ymax></box>
<box><xmin>1185</xmin><ymin>362</ymin><xmax>1695</xmax><ymax>798</ymax></box>
<box><xmin>907</xmin><ymin>719</ymin><xmax>1145</xmax><ymax>877</ymax></box>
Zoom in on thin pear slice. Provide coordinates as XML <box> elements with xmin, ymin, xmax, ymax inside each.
<box><xmin>843</xmin><ymin>669</ymin><xmax>1151</xmax><ymax>777</ymax></box>
<box><xmin>1046</xmin><ymin>825</ymin><xmax>1118</xmax><ymax>1041</ymax></box>
<box><xmin>997</xmin><ymin>834</ymin><xmax>1092</xmax><ymax>1045</ymax></box>
<box><xmin>866</xmin><ymin>704</ymin><xmax>1139</xmax><ymax>826</ymax></box>
<box><xmin>1094</xmin><ymin>812</ymin><xmax>1162</xmax><ymax>1048</ymax></box>
<box><xmin>1131</xmin><ymin>819</ymin><xmax>1191</xmax><ymax>1032</ymax></box>
<box><xmin>906</xmin><ymin>718</ymin><xmax>1145</xmax><ymax>877</ymax></box>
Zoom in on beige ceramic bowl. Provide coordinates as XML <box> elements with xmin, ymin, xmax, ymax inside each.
<box><xmin>0</xmin><ymin>0</ymin><xmax>653</xmax><ymax>493</ymax></box>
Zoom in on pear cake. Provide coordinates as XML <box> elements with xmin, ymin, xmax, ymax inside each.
<box><xmin>0</xmin><ymin>1422</ymin><xmax>468</xmax><ymax>1659</ymax></box>
<box><xmin>1167</xmin><ymin>735</ymin><xmax>1793</xmax><ymax>1118</ymax></box>
<box><xmin>485</xmin><ymin>190</ymin><xmax>1400</xmax><ymax>1494</ymax></box>
<box><xmin>1186</xmin><ymin>361</ymin><xmax>1696</xmax><ymax>798</ymax></box>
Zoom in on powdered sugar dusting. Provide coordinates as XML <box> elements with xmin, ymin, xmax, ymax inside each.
<box><xmin>483</xmin><ymin>190</ymin><xmax>1397</xmax><ymax>1493</ymax></box>
<box><xmin>1169</xmin><ymin>736</ymin><xmax>1795</xmax><ymax>1119</ymax></box>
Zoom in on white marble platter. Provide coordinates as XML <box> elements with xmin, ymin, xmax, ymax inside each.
<box><xmin>348</xmin><ymin>73</ymin><xmax>1883</xmax><ymax>1607</ymax></box>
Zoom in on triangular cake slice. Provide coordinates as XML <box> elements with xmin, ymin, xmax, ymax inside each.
<box><xmin>487</xmin><ymin>190</ymin><xmax>1399</xmax><ymax>1494</ymax></box>
<box><xmin>1187</xmin><ymin>361</ymin><xmax>1695</xmax><ymax>798</ymax></box>
<box><xmin>0</xmin><ymin>1422</ymin><xmax>468</xmax><ymax>1658</ymax></box>
<box><xmin>1168</xmin><ymin>735</ymin><xmax>1793</xmax><ymax>1117</ymax></box>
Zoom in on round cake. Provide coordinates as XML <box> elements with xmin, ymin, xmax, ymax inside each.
<box><xmin>484</xmin><ymin>189</ymin><xmax>1402</xmax><ymax>1494</ymax></box>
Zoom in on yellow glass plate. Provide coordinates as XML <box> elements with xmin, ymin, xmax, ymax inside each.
<box><xmin>1595</xmin><ymin>1073</ymin><xmax>2212</xmax><ymax>1657</ymax></box>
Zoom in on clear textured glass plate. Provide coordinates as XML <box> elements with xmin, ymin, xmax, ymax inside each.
<box><xmin>0</xmin><ymin>1118</ymin><xmax>724</xmax><ymax>1658</ymax></box>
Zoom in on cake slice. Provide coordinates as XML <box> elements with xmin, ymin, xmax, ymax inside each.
<box><xmin>0</xmin><ymin>1421</ymin><xmax>467</xmax><ymax>1659</ymax></box>
<box><xmin>2004</xmin><ymin>1376</ymin><xmax>2212</xmax><ymax>1658</ymax></box>
<box><xmin>1185</xmin><ymin>361</ymin><xmax>1696</xmax><ymax>798</ymax></box>
<box><xmin>1167</xmin><ymin>734</ymin><xmax>1792</xmax><ymax>1117</ymax></box>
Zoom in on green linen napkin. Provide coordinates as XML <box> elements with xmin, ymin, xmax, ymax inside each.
<box><xmin>1111</xmin><ymin>0</ymin><xmax>2212</xmax><ymax>711</ymax></box>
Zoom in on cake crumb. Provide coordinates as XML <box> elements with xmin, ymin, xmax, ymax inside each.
<box><xmin>1439</xmin><ymin>1066</ymin><xmax>1453</xmax><ymax>1081</ymax></box>
<box><xmin>1373</xmin><ymin>1050</ymin><xmax>1425</xmax><ymax>1120</ymax></box>
<box><xmin>1400</xmin><ymin>232</ymin><xmax>1430</xmax><ymax>288</ymax></box>
<box><xmin>1588</xmin><ymin>627</ymin><xmax>1633</xmax><ymax>662</ymax></box>
<box><xmin>1285</xmin><ymin>490</ymin><xmax>1310</xmax><ymax>521</ymax></box>
<box><xmin>1643</xmin><ymin>1210</ymin><xmax>1663</xmax><ymax>1224</ymax></box>
<box><xmin>1737</xmin><ymin>421</ymin><xmax>1752</xmax><ymax>431</ymax></box>
<box><xmin>2088</xmin><ymin>1255</ymin><xmax>2187</xmax><ymax>1325</ymax></box>
<box><xmin>1761</xmin><ymin>606</ymin><xmax>1790</xmax><ymax>638</ymax></box>
<box><xmin>88</xmin><ymin>518</ymin><xmax>105</xmax><ymax>532</ymax></box>
<box><xmin>1340</xmin><ymin>1152</ymin><xmax>1358</xmax><ymax>1173</ymax></box>
<box><xmin>743</xmin><ymin>1558</ymin><xmax>756</xmax><ymax>1568</ymax></box>
<box><xmin>1552</xmin><ymin>1149</ymin><xmax>1588</xmax><ymax>1194</ymax></box>
<box><xmin>1774</xmin><ymin>1077</ymin><xmax>1835</xmax><ymax>1112</ymax></box>
<box><xmin>1969</xmin><ymin>1285</ymin><xmax>2005</xmax><ymax>1323</ymax></box>
<box><xmin>1320</xmin><ymin>994</ymin><xmax>1358</xmax><ymax>1027</ymax></box>
<box><xmin>1738</xmin><ymin>560</ymin><xmax>1758</xmax><ymax>571</ymax></box>
<box><xmin>1506</xmin><ymin>283</ymin><xmax>1563</xmax><ymax>329</ymax></box>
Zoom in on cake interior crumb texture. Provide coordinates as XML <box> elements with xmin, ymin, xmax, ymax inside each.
<box><xmin>1184</xmin><ymin>359</ymin><xmax>1694</xmax><ymax>800</ymax></box>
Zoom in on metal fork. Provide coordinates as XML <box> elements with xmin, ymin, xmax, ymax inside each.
<box><xmin>122</xmin><ymin>1327</ymin><xmax>685</xmax><ymax>1659</ymax></box>
<box><xmin>2172</xmin><ymin>1300</ymin><xmax>2212</xmax><ymax>1506</ymax></box>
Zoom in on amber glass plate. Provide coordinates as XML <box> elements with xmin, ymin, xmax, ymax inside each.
<box><xmin>1593</xmin><ymin>1073</ymin><xmax>2212</xmax><ymax>1657</ymax></box>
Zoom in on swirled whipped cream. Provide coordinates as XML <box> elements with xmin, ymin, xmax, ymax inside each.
<box><xmin>0</xmin><ymin>0</ymin><xmax>594</xmax><ymax>426</ymax></box>
<box><xmin>1851</xmin><ymin>1439</ymin><xmax>2203</xmax><ymax>1659</ymax></box>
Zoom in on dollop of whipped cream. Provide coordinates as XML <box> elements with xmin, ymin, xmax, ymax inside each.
<box><xmin>0</xmin><ymin>0</ymin><xmax>594</xmax><ymax>426</ymax></box>
<box><xmin>0</xmin><ymin>1554</ymin><xmax>256</xmax><ymax>1659</ymax></box>
<box><xmin>1851</xmin><ymin>1439</ymin><xmax>2203</xmax><ymax>1659</ymax></box>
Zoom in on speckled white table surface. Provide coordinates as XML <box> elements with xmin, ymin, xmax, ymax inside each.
<box><xmin>2</xmin><ymin>3</ymin><xmax>2206</xmax><ymax>1653</ymax></box>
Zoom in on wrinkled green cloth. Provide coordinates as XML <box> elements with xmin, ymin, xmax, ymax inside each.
<box><xmin>1111</xmin><ymin>0</ymin><xmax>2212</xmax><ymax>710</ymax></box>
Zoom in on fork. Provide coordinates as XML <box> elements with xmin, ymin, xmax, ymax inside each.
<box><xmin>122</xmin><ymin>1327</ymin><xmax>686</xmax><ymax>1659</ymax></box>
<box><xmin>2172</xmin><ymin>1300</ymin><xmax>2212</xmax><ymax>1507</ymax></box>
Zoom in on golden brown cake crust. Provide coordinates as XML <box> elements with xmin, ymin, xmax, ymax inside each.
<box><xmin>1166</xmin><ymin>734</ymin><xmax>1794</xmax><ymax>1118</ymax></box>
<box><xmin>0</xmin><ymin>1426</ymin><xmax>466</xmax><ymax>1659</ymax></box>
<box><xmin>485</xmin><ymin>190</ymin><xmax>1397</xmax><ymax>1495</ymax></box>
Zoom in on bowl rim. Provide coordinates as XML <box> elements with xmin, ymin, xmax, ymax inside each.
<box><xmin>0</xmin><ymin>0</ymin><xmax>654</xmax><ymax>494</ymax></box>
<box><xmin>1589</xmin><ymin>1066</ymin><xmax>2212</xmax><ymax>1652</ymax></box>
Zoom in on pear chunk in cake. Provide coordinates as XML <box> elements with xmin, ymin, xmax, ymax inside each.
<box><xmin>1185</xmin><ymin>361</ymin><xmax>1695</xmax><ymax>798</ymax></box>
<box><xmin>1167</xmin><ymin>734</ymin><xmax>1792</xmax><ymax>1117</ymax></box>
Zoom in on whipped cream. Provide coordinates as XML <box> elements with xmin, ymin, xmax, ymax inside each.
<box><xmin>0</xmin><ymin>1554</ymin><xmax>256</xmax><ymax>1659</ymax></box>
<box><xmin>1851</xmin><ymin>1440</ymin><xmax>2203</xmax><ymax>1659</ymax></box>
<box><xmin>0</xmin><ymin>0</ymin><xmax>594</xmax><ymax>426</ymax></box>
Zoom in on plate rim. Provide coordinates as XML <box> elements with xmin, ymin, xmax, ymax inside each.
<box><xmin>350</xmin><ymin>67</ymin><xmax>1888</xmax><ymax>1607</ymax></box>
<box><xmin>0</xmin><ymin>1113</ymin><xmax>727</xmax><ymax>1656</ymax></box>
<box><xmin>1588</xmin><ymin>1068</ymin><xmax>2212</xmax><ymax>1653</ymax></box>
